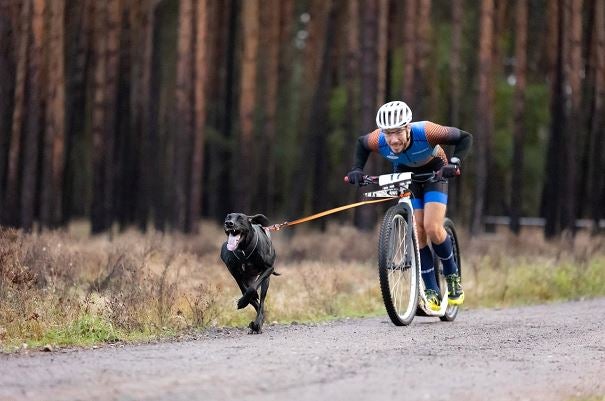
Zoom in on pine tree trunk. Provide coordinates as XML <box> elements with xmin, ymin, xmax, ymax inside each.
<box><xmin>376</xmin><ymin>0</ymin><xmax>388</xmax><ymax>107</ymax></box>
<box><xmin>91</xmin><ymin>1</ymin><xmax>108</xmax><ymax>233</ymax></box>
<box><xmin>134</xmin><ymin>0</ymin><xmax>155</xmax><ymax>231</ymax></box>
<box><xmin>5</xmin><ymin>0</ymin><xmax>30</xmax><ymax>227</ymax></box>
<box><xmin>355</xmin><ymin>0</ymin><xmax>379</xmax><ymax>230</ymax></box>
<box><xmin>449</xmin><ymin>0</ymin><xmax>462</xmax><ymax>127</ymax></box>
<box><xmin>189</xmin><ymin>0</ymin><xmax>208</xmax><ymax>233</ymax></box>
<box><xmin>448</xmin><ymin>0</ymin><xmax>463</xmax><ymax>219</ymax></box>
<box><xmin>261</xmin><ymin>0</ymin><xmax>280</xmax><ymax>213</ymax></box>
<box><xmin>510</xmin><ymin>0</ymin><xmax>528</xmax><ymax>234</ymax></box>
<box><xmin>21</xmin><ymin>0</ymin><xmax>46</xmax><ymax>232</ymax></box>
<box><xmin>345</xmin><ymin>0</ymin><xmax>360</xmax><ymax>208</ymax></box>
<box><xmin>41</xmin><ymin>0</ymin><xmax>66</xmax><ymax>228</ymax></box>
<box><xmin>205</xmin><ymin>0</ymin><xmax>234</xmax><ymax>222</ymax></box>
<box><xmin>237</xmin><ymin>0</ymin><xmax>259</xmax><ymax>212</ymax></box>
<box><xmin>587</xmin><ymin>0</ymin><xmax>605</xmax><ymax>233</ymax></box>
<box><xmin>103</xmin><ymin>0</ymin><xmax>121</xmax><ymax>231</ymax></box>
<box><xmin>174</xmin><ymin>0</ymin><xmax>194</xmax><ymax>231</ymax></box>
<box><xmin>309</xmin><ymin>0</ymin><xmax>337</xmax><ymax>227</ymax></box>
<box><xmin>471</xmin><ymin>0</ymin><xmax>494</xmax><ymax>235</ymax></box>
<box><xmin>0</xmin><ymin>2</ymin><xmax>17</xmax><ymax>217</ymax></box>
<box><xmin>402</xmin><ymin>0</ymin><xmax>417</xmax><ymax>101</ymax></box>
<box><xmin>543</xmin><ymin>0</ymin><xmax>564</xmax><ymax>238</ymax></box>
<box><xmin>560</xmin><ymin>0</ymin><xmax>583</xmax><ymax>235</ymax></box>
<box><xmin>64</xmin><ymin>0</ymin><xmax>93</xmax><ymax>222</ymax></box>
<box><xmin>414</xmin><ymin>0</ymin><xmax>431</xmax><ymax>117</ymax></box>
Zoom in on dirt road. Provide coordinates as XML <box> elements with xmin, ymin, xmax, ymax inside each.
<box><xmin>1</xmin><ymin>298</ymin><xmax>604</xmax><ymax>401</ymax></box>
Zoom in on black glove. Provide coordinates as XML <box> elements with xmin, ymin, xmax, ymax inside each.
<box><xmin>346</xmin><ymin>168</ymin><xmax>364</xmax><ymax>186</ymax></box>
<box><xmin>439</xmin><ymin>164</ymin><xmax>460</xmax><ymax>178</ymax></box>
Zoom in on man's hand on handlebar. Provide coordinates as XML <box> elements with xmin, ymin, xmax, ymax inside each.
<box><xmin>346</xmin><ymin>168</ymin><xmax>365</xmax><ymax>186</ymax></box>
<box><xmin>438</xmin><ymin>158</ymin><xmax>461</xmax><ymax>178</ymax></box>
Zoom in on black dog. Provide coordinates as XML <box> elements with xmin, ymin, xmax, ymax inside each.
<box><xmin>220</xmin><ymin>213</ymin><xmax>278</xmax><ymax>333</ymax></box>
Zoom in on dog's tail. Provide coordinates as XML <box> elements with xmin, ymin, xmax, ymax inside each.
<box><xmin>272</xmin><ymin>271</ymin><xmax>281</xmax><ymax>276</ymax></box>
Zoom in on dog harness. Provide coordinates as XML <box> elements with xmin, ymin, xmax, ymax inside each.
<box><xmin>231</xmin><ymin>225</ymin><xmax>272</xmax><ymax>262</ymax></box>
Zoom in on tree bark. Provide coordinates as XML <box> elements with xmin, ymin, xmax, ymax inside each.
<box><xmin>355</xmin><ymin>0</ymin><xmax>379</xmax><ymax>230</ymax></box>
<box><xmin>448</xmin><ymin>0</ymin><xmax>463</xmax><ymax>219</ymax></box>
<box><xmin>376</xmin><ymin>0</ymin><xmax>388</xmax><ymax>107</ymax></box>
<box><xmin>543</xmin><ymin>0</ymin><xmax>564</xmax><ymax>238</ymax></box>
<box><xmin>414</xmin><ymin>0</ymin><xmax>431</xmax><ymax>117</ymax></box>
<box><xmin>4</xmin><ymin>0</ymin><xmax>30</xmax><ymax>227</ymax></box>
<box><xmin>64</xmin><ymin>0</ymin><xmax>93</xmax><ymax>222</ymax></box>
<box><xmin>402</xmin><ymin>0</ymin><xmax>417</xmax><ymax>102</ymax></box>
<box><xmin>309</xmin><ymin>0</ymin><xmax>337</xmax><ymax>226</ymax></box>
<box><xmin>236</xmin><ymin>0</ymin><xmax>259</xmax><ymax>213</ymax></box>
<box><xmin>472</xmin><ymin>0</ymin><xmax>495</xmax><ymax>235</ymax></box>
<box><xmin>103</xmin><ymin>0</ymin><xmax>121</xmax><ymax>231</ymax></box>
<box><xmin>587</xmin><ymin>0</ymin><xmax>605</xmax><ymax>233</ymax></box>
<box><xmin>0</xmin><ymin>2</ymin><xmax>17</xmax><ymax>217</ymax></box>
<box><xmin>560</xmin><ymin>0</ymin><xmax>583</xmax><ymax>235</ymax></box>
<box><xmin>174</xmin><ymin>0</ymin><xmax>194</xmax><ymax>230</ymax></box>
<box><xmin>449</xmin><ymin>0</ymin><xmax>462</xmax><ymax>127</ymax></box>
<box><xmin>21</xmin><ymin>0</ymin><xmax>46</xmax><ymax>232</ymax></box>
<box><xmin>41</xmin><ymin>0</ymin><xmax>66</xmax><ymax>228</ymax></box>
<box><xmin>261</xmin><ymin>0</ymin><xmax>280</xmax><ymax>213</ymax></box>
<box><xmin>189</xmin><ymin>0</ymin><xmax>209</xmax><ymax>233</ymax></box>
<box><xmin>91</xmin><ymin>1</ymin><xmax>108</xmax><ymax>233</ymax></box>
<box><xmin>510</xmin><ymin>0</ymin><xmax>528</xmax><ymax>234</ymax></box>
<box><xmin>133</xmin><ymin>0</ymin><xmax>155</xmax><ymax>231</ymax></box>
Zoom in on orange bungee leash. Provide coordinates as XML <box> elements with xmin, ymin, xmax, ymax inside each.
<box><xmin>265</xmin><ymin>197</ymin><xmax>397</xmax><ymax>232</ymax></box>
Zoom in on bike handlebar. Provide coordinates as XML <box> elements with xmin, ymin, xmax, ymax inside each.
<box><xmin>344</xmin><ymin>171</ymin><xmax>442</xmax><ymax>186</ymax></box>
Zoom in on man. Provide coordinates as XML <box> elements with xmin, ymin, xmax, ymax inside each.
<box><xmin>346</xmin><ymin>101</ymin><xmax>472</xmax><ymax>310</ymax></box>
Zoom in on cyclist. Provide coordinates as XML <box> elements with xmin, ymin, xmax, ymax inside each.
<box><xmin>346</xmin><ymin>101</ymin><xmax>472</xmax><ymax>311</ymax></box>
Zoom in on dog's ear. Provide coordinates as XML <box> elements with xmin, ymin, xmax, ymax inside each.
<box><xmin>248</xmin><ymin>214</ymin><xmax>270</xmax><ymax>227</ymax></box>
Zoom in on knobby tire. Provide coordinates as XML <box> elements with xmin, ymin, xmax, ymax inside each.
<box><xmin>378</xmin><ymin>205</ymin><xmax>420</xmax><ymax>326</ymax></box>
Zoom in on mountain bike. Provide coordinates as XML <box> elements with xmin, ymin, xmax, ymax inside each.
<box><xmin>353</xmin><ymin>172</ymin><xmax>462</xmax><ymax>326</ymax></box>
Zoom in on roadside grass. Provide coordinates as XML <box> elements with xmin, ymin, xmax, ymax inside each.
<box><xmin>1</xmin><ymin>223</ymin><xmax>603</xmax><ymax>351</ymax></box>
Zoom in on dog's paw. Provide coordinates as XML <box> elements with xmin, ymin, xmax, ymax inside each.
<box><xmin>237</xmin><ymin>297</ymin><xmax>249</xmax><ymax>309</ymax></box>
<box><xmin>248</xmin><ymin>321</ymin><xmax>262</xmax><ymax>334</ymax></box>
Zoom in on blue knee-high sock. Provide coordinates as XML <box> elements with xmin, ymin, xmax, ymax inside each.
<box><xmin>420</xmin><ymin>246</ymin><xmax>439</xmax><ymax>292</ymax></box>
<box><xmin>433</xmin><ymin>236</ymin><xmax>458</xmax><ymax>276</ymax></box>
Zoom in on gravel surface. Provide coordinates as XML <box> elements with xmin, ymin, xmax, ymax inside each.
<box><xmin>1</xmin><ymin>298</ymin><xmax>604</xmax><ymax>401</ymax></box>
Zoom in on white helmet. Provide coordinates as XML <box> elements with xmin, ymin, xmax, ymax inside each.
<box><xmin>375</xmin><ymin>101</ymin><xmax>412</xmax><ymax>129</ymax></box>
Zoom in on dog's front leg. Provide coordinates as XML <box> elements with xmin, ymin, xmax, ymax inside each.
<box><xmin>237</xmin><ymin>265</ymin><xmax>274</xmax><ymax>309</ymax></box>
<box><xmin>249</xmin><ymin>276</ymin><xmax>271</xmax><ymax>334</ymax></box>
<box><xmin>236</xmin><ymin>280</ymin><xmax>260</xmax><ymax>311</ymax></box>
<box><xmin>237</xmin><ymin>285</ymin><xmax>259</xmax><ymax>310</ymax></box>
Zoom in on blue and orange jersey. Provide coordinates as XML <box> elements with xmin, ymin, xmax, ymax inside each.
<box><xmin>353</xmin><ymin>121</ymin><xmax>472</xmax><ymax>173</ymax></box>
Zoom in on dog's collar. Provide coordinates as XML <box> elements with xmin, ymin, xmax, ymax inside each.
<box><xmin>232</xmin><ymin>226</ymin><xmax>260</xmax><ymax>262</ymax></box>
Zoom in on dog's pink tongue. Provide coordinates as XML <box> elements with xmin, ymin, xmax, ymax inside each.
<box><xmin>227</xmin><ymin>233</ymin><xmax>241</xmax><ymax>251</ymax></box>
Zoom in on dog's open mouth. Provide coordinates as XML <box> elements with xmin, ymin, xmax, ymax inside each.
<box><xmin>226</xmin><ymin>229</ymin><xmax>242</xmax><ymax>251</ymax></box>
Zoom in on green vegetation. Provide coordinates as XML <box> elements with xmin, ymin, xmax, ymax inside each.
<box><xmin>1</xmin><ymin>226</ymin><xmax>603</xmax><ymax>352</ymax></box>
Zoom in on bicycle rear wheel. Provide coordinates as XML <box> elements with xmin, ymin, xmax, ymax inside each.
<box><xmin>378</xmin><ymin>205</ymin><xmax>420</xmax><ymax>326</ymax></box>
<box><xmin>436</xmin><ymin>218</ymin><xmax>462</xmax><ymax>322</ymax></box>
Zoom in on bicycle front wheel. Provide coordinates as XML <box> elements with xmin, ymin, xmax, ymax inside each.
<box><xmin>378</xmin><ymin>205</ymin><xmax>420</xmax><ymax>326</ymax></box>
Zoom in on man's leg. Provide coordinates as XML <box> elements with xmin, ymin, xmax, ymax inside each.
<box><xmin>424</xmin><ymin>201</ymin><xmax>464</xmax><ymax>304</ymax></box>
<box><xmin>414</xmin><ymin>206</ymin><xmax>440</xmax><ymax>311</ymax></box>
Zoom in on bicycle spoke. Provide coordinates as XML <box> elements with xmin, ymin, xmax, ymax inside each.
<box><xmin>379</xmin><ymin>206</ymin><xmax>419</xmax><ymax>326</ymax></box>
<box><xmin>387</xmin><ymin>216</ymin><xmax>412</xmax><ymax>316</ymax></box>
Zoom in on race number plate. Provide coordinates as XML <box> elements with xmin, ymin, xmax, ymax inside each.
<box><xmin>378</xmin><ymin>172</ymin><xmax>412</xmax><ymax>187</ymax></box>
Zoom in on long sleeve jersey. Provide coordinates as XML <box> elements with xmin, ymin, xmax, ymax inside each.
<box><xmin>352</xmin><ymin>121</ymin><xmax>473</xmax><ymax>173</ymax></box>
